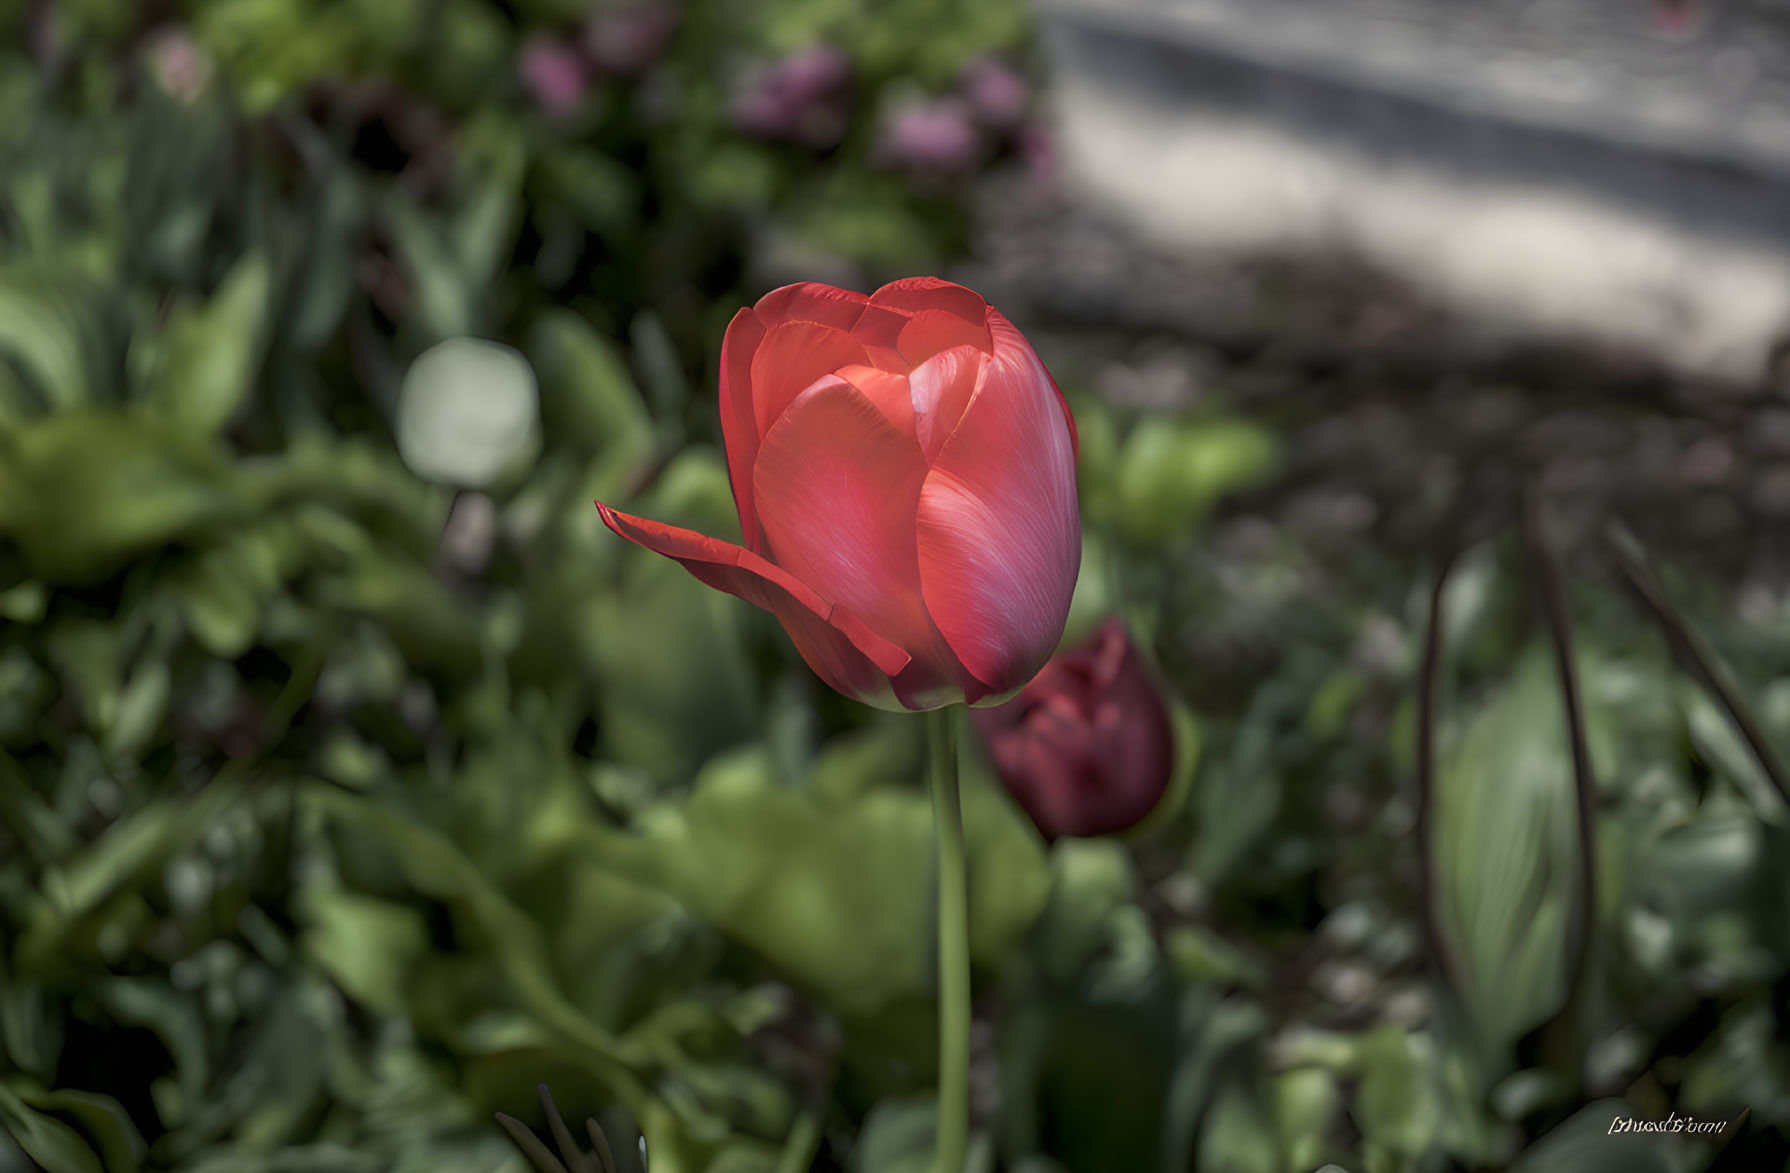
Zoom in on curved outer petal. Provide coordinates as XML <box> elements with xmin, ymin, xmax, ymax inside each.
<box><xmin>750</xmin><ymin>322</ymin><xmax>871</xmax><ymax>437</ymax></box>
<box><xmin>595</xmin><ymin>501</ymin><xmax>910</xmax><ymax>705</ymax></box>
<box><xmin>915</xmin><ymin>314</ymin><xmax>1081</xmax><ymax>698</ymax></box>
<box><xmin>753</xmin><ymin>282</ymin><xmax>869</xmax><ymax>331</ymax></box>
<box><xmin>906</xmin><ymin>344</ymin><xmax>987</xmax><ymax>462</ymax></box>
<box><xmin>870</xmin><ymin>276</ymin><xmax>990</xmax><ymax>326</ymax></box>
<box><xmin>852</xmin><ymin>305</ymin><xmax>912</xmax><ymax>371</ymax></box>
<box><xmin>897</xmin><ymin>308</ymin><xmax>993</xmax><ymax>366</ymax></box>
<box><xmin>752</xmin><ymin>378</ymin><xmax>986</xmax><ymax>708</ymax></box>
<box><xmin>989</xmin><ymin>307</ymin><xmax>1078</xmax><ymax>461</ymax></box>
<box><xmin>719</xmin><ymin>308</ymin><xmax>769</xmax><ymax>550</ymax></box>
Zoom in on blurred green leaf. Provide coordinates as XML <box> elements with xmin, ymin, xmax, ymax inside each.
<box><xmin>384</xmin><ymin>194</ymin><xmax>477</xmax><ymax>341</ymax></box>
<box><xmin>1353</xmin><ymin>1025</ymin><xmax>1437</xmax><ymax>1161</ymax></box>
<box><xmin>141</xmin><ymin>250</ymin><xmax>272</xmax><ymax>438</ymax></box>
<box><xmin>1509</xmin><ymin>1101</ymin><xmax>1686</xmax><ymax>1173</ymax></box>
<box><xmin>847</xmin><ymin>1099</ymin><xmax>991</xmax><ymax>1173</ymax></box>
<box><xmin>16</xmin><ymin>781</ymin><xmax>243</xmax><ymax>974</ymax></box>
<box><xmin>285</xmin><ymin>172</ymin><xmax>364</xmax><ymax>354</ymax></box>
<box><xmin>0</xmin><ymin>1083</ymin><xmax>105</xmax><ymax>1173</ymax></box>
<box><xmin>1433</xmin><ymin>645</ymin><xmax>1606</xmax><ymax>1069</ymax></box>
<box><xmin>529</xmin><ymin>311</ymin><xmax>655</xmax><ymax>479</ymax></box>
<box><xmin>299</xmin><ymin>888</ymin><xmax>428</xmax><ymax>1015</ymax></box>
<box><xmin>626</xmin><ymin>746</ymin><xmax>1049</xmax><ymax>1015</ymax></box>
<box><xmin>0</xmin><ymin>262</ymin><xmax>112</xmax><ymax>414</ymax></box>
<box><xmin>10</xmin><ymin>1085</ymin><xmax>147</xmax><ymax>1173</ymax></box>
<box><xmin>1115</xmin><ymin>416</ymin><xmax>1278</xmax><ymax>547</ymax></box>
<box><xmin>0</xmin><ymin>407</ymin><xmax>247</xmax><ymax>585</ymax></box>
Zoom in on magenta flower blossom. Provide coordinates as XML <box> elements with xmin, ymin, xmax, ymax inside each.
<box><xmin>729</xmin><ymin>45</ymin><xmax>853</xmax><ymax>148</ymax></box>
<box><xmin>583</xmin><ymin>1</ymin><xmax>680</xmax><ymax>77</ymax></box>
<box><xmin>877</xmin><ymin>98</ymin><xmax>982</xmax><ymax>174</ymax></box>
<box><xmin>959</xmin><ymin>56</ymin><xmax>1031</xmax><ymax>129</ymax></box>
<box><xmin>519</xmin><ymin>36</ymin><xmax>589</xmax><ymax>114</ymax></box>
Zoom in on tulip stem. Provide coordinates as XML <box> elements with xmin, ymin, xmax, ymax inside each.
<box><xmin>927</xmin><ymin>705</ymin><xmax>971</xmax><ymax>1173</ymax></box>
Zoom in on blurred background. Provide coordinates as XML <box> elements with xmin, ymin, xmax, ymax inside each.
<box><xmin>3</xmin><ymin>0</ymin><xmax>1790</xmax><ymax>1170</ymax></box>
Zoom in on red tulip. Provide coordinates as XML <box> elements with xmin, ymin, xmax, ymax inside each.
<box><xmin>596</xmin><ymin>278</ymin><xmax>1081</xmax><ymax>711</ymax></box>
<box><xmin>971</xmin><ymin>618</ymin><xmax>1175</xmax><ymax>840</ymax></box>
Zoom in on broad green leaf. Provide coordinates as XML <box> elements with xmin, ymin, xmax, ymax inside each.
<box><xmin>1353</xmin><ymin>1026</ymin><xmax>1437</xmax><ymax>1160</ymax></box>
<box><xmin>0</xmin><ymin>262</ymin><xmax>110</xmax><ymax>413</ymax></box>
<box><xmin>580</xmin><ymin>555</ymin><xmax>756</xmax><ymax>780</ymax></box>
<box><xmin>0</xmin><ymin>1084</ymin><xmax>104</xmax><ymax>1173</ymax></box>
<box><xmin>298</xmin><ymin>888</ymin><xmax>428</xmax><ymax>1015</ymax></box>
<box><xmin>299</xmin><ymin>786</ymin><xmax>668</xmax><ymax>1129</ymax></box>
<box><xmin>142</xmin><ymin>250</ymin><xmax>272</xmax><ymax>437</ymax></box>
<box><xmin>626</xmin><ymin>745</ymin><xmax>1050</xmax><ymax>1015</ymax></box>
<box><xmin>1115</xmin><ymin>416</ymin><xmax>1278</xmax><ymax>546</ymax></box>
<box><xmin>847</xmin><ymin>1099</ymin><xmax>992</xmax><ymax>1173</ymax></box>
<box><xmin>1433</xmin><ymin>645</ymin><xmax>1605</xmax><ymax>1068</ymax></box>
<box><xmin>285</xmin><ymin>172</ymin><xmax>363</xmax><ymax>354</ymax></box>
<box><xmin>1196</xmin><ymin>1079</ymin><xmax>1280</xmax><ymax>1173</ymax></box>
<box><xmin>11</xmin><ymin>1085</ymin><xmax>146</xmax><ymax>1173</ymax></box>
<box><xmin>1510</xmin><ymin>1100</ymin><xmax>1686</xmax><ymax>1173</ymax></box>
<box><xmin>15</xmin><ymin>781</ymin><xmax>242</xmax><ymax>973</ymax></box>
<box><xmin>0</xmin><ymin>408</ymin><xmax>246</xmax><ymax>585</ymax></box>
<box><xmin>384</xmin><ymin>194</ymin><xmax>476</xmax><ymax>341</ymax></box>
<box><xmin>529</xmin><ymin>310</ymin><xmax>654</xmax><ymax>474</ymax></box>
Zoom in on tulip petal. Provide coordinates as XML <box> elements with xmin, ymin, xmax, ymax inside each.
<box><xmin>594</xmin><ymin>502</ymin><xmax>911</xmax><ymax>699</ymax></box>
<box><xmin>915</xmin><ymin>341</ymin><xmax>1080</xmax><ymax>697</ymax></box>
<box><xmin>852</xmin><ymin>304</ymin><xmax>912</xmax><ymax>371</ymax></box>
<box><xmin>989</xmin><ymin>307</ymin><xmax>1078</xmax><ymax>460</ymax></box>
<box><xmin>753</xmin><ymin>282</ymin><xmax>869</xmax><ymax>331</ymax></box>
<box><xmin>753</xmin><ymin>378</ymin><xmax>937</xmax><ymax>657</ymax></box>
<box><xmin>834</xmin><ymin>364</ymin><xmax>916</xmax><ymax>437</ymax></box>
<box><xmin>906</xmin><ymin>344</ymin><xmax>987</xmax><ymax>462</ymax></box>
<box><xmin>870</xmin><ymin>276</ymin><xmax>989</xmax><ymax>328</ymax></box>
<box><xmin>750</xmin><ymin>321</ymin><xmax>871</xmax><ymax>437</ymax></box>
<box><xmin>896</xmin><ymin>308</ymin><xmax>994</xmax><ymax>366</ymax></box>
<box><xmin>720</xmin><ymin>307</ymin><xmax>769</xmax><ymax>549</ymax></box>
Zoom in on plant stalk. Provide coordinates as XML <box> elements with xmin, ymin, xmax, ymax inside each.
<box><xmin>926</xmin><ymin>705</ymin><xmax>971</xmax><ymax>1173</ymax></box>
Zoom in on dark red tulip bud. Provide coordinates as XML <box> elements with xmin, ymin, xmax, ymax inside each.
<box><xmin>972</xmin><ymin>618</ymin><xmax>1175</xmax><ymax>840</ymax></box>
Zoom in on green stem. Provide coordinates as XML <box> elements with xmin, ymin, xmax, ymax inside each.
<box><xmin>927</xmin><ymin>705</ymin><xmax>971</xmax><ymax>1173</ymax></box>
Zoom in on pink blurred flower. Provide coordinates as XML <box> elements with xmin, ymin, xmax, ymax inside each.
<box><xmin>959</xmin><ymin>56</ymin><xmax>1030</xmax><ymax>128</ymax></box>
<box><xmin>729</xmin><ymin>45</ymin><xmax>852</xmax><ymax>148</ymax></box>
<box><xmin>583</xmin><ymin>1</ymin><xmax>680</xmax><ymax>78</ymax></box>
<box><xmin>1015</xmin><ymin>122</ymin><xmax>1056</xmax><ymax>188</ymax></box>
<box><xmin>771</xmin><ymin>44</ymin><xmax>851</xmax><ymax>107</ymax></box>
<box><xmin>143</xmin><ymin>25</ymin><xmax>213</xmax><ymax>103</ymax></box>
<box><xmin>519</xmin><ymin>36</ymin><xmax>589</xmax><ymax>115</ymax></box>
<box><xmin>877</xmin><ymin>98</ymin><xmax>982</xmax><ymax>174</ymax></box>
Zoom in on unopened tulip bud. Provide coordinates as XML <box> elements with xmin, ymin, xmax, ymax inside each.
<box><xmin>972</xmin><ymin>618</ymin><xmax>1175</xmax><ymax>840</ymax></box>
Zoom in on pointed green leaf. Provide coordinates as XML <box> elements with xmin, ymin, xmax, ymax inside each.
<box><xmin>143</xmin><ymin>251</ymin><xmax>272</xmax><ymax>437</ymax></box>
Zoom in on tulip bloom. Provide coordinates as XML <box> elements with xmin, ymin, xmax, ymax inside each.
<box><xmin>972</xmin><ymin>618</ymin><xmax>1175</xmax><ymax>839</ymax></box>
<box><xmin>596</xmin><ymin>278</ymin><xmax>1081</xmax><ymax>711</ymax></box>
